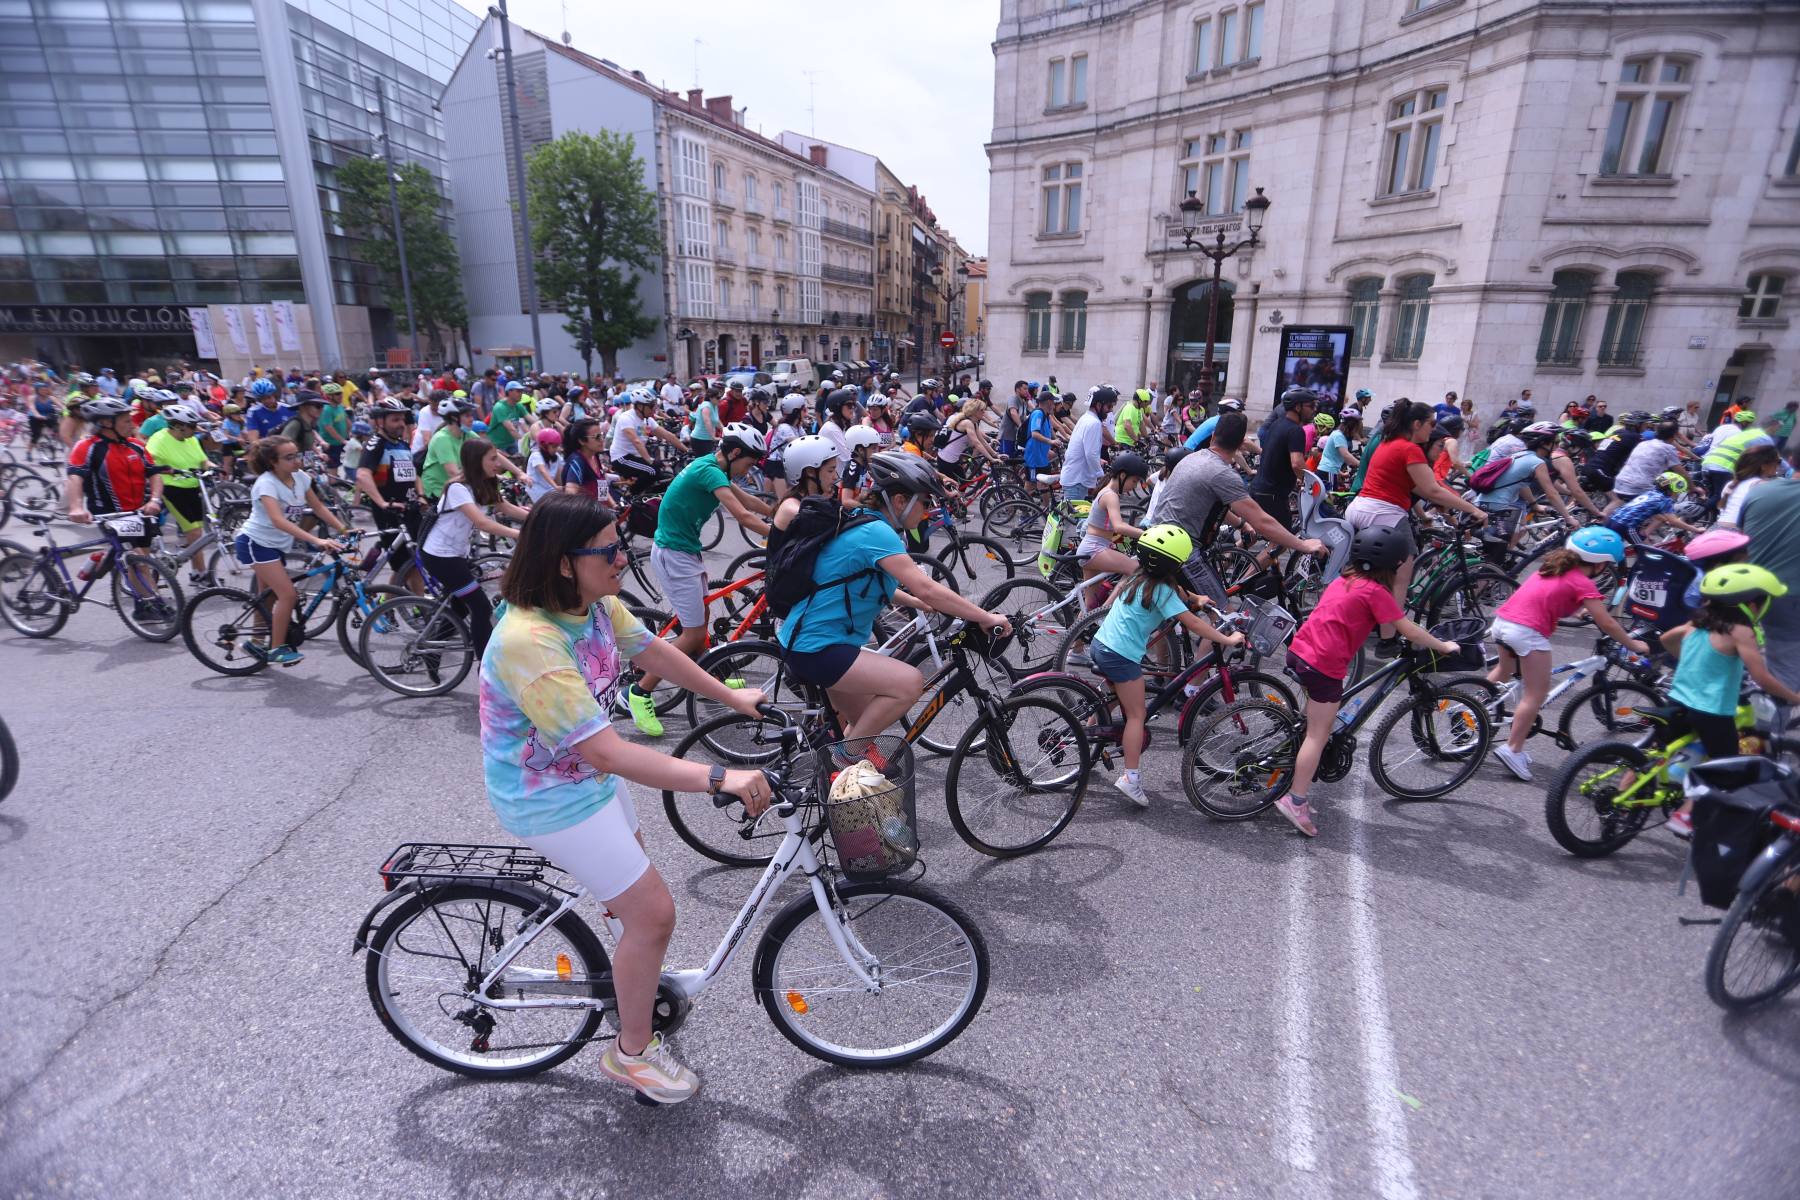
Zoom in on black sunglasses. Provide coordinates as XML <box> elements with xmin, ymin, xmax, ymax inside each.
<box><xmin>567</xmin><ymin>541</ymin><xmax>624</xmax><ymax>563</ymax></box>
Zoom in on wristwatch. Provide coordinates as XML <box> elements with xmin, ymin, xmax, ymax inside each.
<box><xmin>707</xmin><ymin>763</ymin><xmax>726</xmax><ymax>795</ymax></box>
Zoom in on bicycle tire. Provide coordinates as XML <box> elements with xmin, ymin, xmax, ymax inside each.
<box><xmin>0</xmin><ymin>551</ymin><xmax>71</xmax><ymax>638</ymax></box>
<box><xmin>0</xmin><ymin>713</ymin><xmax>18</xmax><ymax>803</ymax></box>
<box><xmin>979</xmin><ymin>498</ymin><xmax>1047</xmax><ymax>567</ymax></box>
<box><xmin>977</xmin><ymin>576</ymin><xmax>1069</xmax><ymax>675</ymax></box>
<box><xmin>111</xmin><ymin>552</ymin><xmax>184</xmax><ymax>642</ymax></box>
<box><xmin>179</xmin><ymin>585</ymin><xmax>272</xmax><ymax>676</ymax></box>
<box><xmin>753</xmin><ymin>879</ymin><xmax>989</xmax><ymax>1068</ymax></box>
<box><xmin>359</xmin><ymin>594</ymin><xmax>475</xmax><ymax>697</ymax></box>
<box><xmin>699</xmin><ymin>505</ymin><xmax>726</xmax><ymax>552</ymax></box>
<box><xmin>365</xmin><ymin>882</ymin><xmax>609</xmax><ymax>1079</ymax></box>
<box><xmin>1704</xmin><ymin>851</ymin><xmax>1800</xmax><ymax>1011</ymax></box>
<box><xmin>1426</xmin><ymin>566</ymin><xmax>1519</xmax><ymax>628</ymax></box>
<box><xmin>662</xmin><ymin>712</ymin><xmax>798</xmax><ymax>866</ymax></box>
<box><xmin>1543</xmin><ymin>741</ymin><xmax>1655</xmax><ymax>858</ymax></box>
<box><xmin>944</xmin><ymin>695</ymin><xmax>1090</xmax><ymax>857</ymax></box>
<box><xmin>3</xmin><ymin>471</ymin><xmax>58</xmax><ymax>526</ymax></box>
<box><xmin>1554</xmin><ymin>678</ymin><xmax>1660</xmax><ymax>749</ymax></box>
<box><xmin>1368</xmin><ymin>686</ymin><xmax>1491</xmax><ymax>800</ymax></box>
<box><xmin>1173</xmin><ymin>668</ymin><xmax>1300</xmax><ymax>742</ymax></box>
<box><xmin>336</xmin><ymin>583</ymin><xmax>409</xmax><ymax>668</ymax></box>
<box><xmin>1181</xmin><ymin>698</ymin><xmax>1298</xmax><ymax>820</ymax></box>
<box><xmin>683</xmin><ymin>639</ymin><xmax>804</xmax><ymax>731</ymax></box>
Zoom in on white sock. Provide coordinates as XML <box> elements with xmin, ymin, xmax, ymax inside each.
<box><xmin>1124</xmin><ymin>769</ymin><xmax>1140</xmax><ymax>785</ymax></box>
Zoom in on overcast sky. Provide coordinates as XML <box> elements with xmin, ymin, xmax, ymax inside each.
<box><xmin>488</xmin><ymin>0</ymin><xmax>998</xmax><ymax>255</ymax></box>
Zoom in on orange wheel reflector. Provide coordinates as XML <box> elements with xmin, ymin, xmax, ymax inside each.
<box><xmin>555</xmin><ymin>952</ymin><xmax>572</xmax><ymax>979</ymax></box>
<box><xmin>786</xmin><ymin>990</ymin><xmax>809</xmax><ymax>1014</ymax></box>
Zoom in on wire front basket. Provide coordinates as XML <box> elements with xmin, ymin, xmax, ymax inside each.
<box><xmin>817</xmin><ymin>736</ymin><xmax>918</xmax><ymax>881</ymax></box>
<box><xmin>1246</xmin><ymin>599</ymin><xmax>1299</xmax><ymax>660</ymax></box>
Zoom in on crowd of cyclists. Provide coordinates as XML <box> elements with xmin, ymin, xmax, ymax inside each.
<box><xmin>6</xmin><ymin>354</ymin><xmax>1800</xmax><ymax>1101</ymax></box>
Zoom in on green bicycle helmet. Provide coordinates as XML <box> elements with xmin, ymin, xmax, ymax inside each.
<box><xmin>1135</xmin><ymin>523</ymin><xmax>1194</xmax><ymax>576</ymax></box>
<box><xmin>1733</xmin><ymin>410</ymin><xmax>1758</xmax><ymax>427</ymax></box>
<box><xmin>1700</xmin><ymin>563</ymin><xmax>1788</xmax><ymax>607</ymax></box>
<box><xmin>1655</xmin><ymin>471</ymin><xmax>1688</xmax><ymax>495</ymax></box>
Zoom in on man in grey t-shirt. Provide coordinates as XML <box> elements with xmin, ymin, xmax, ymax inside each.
<box><xmin>1744</xmin><ymin>477</ymin><xmax>1800</xmax><ymax>690</ymax></box>
<box><xmin>1157</xmin><ymin>412</ymin><xmax>1325</xmax><ymax>600</ymax></box>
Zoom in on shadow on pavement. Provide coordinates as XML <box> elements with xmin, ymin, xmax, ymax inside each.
<box><xmin>1720</xmin><ymin>1000</ymin><xmax>1800</xmax><ymax>1087</ymax></box>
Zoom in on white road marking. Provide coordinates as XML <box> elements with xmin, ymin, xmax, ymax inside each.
<box><xmin>1346</xmin><ymin>770</ymin><xmax>1421</xmax><ymax>1200</ymax></box>
<box><xmin>1276</xmin><ymin>847</ymin><xmax>1326</xmax><ymax>1196</ymax></box>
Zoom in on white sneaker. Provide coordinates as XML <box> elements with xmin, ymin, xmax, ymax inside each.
<box><xmin>1494</xmin><ymin>744</ymin><xmax>1533</xmax><ymax>782</ymax></box>
<box><xmin>1114</xmin><ymin>773</ymin><xmax>1150</xmax><ymax>808</ymax></box>
<box><xmin>599</xmin><ymin>1033</ymin><xmax>700</xmax><ymax>1104</ymax></box>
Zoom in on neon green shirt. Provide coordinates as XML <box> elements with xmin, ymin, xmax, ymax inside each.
<box><xmin>145</xmin><ymin>427</ymin><xmax>210</xmax><ymax>487</ymax></box>
<box><xmin>421</xmin><ymin>424</ymin><xmax>466</xmax><ymax>500</ymax></box>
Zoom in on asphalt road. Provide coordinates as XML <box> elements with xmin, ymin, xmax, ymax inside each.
<box><xmin>2</xmin><ymin>539</ymin><xmax>1797</xmax><ymax>1200</ymax></box>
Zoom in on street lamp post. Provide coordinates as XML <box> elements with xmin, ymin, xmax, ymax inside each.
<box><xmin>1178</xmin><ymin>186</ymin><xmax>1270</xmax><ymax>407</ymax></box>
<box><xmin>928</xmin><ymin>261</ymin><xmax>968</xmax><ymax>382</ymax></box>
<box><xmin>369</xmin><ymin>80</ymin><xmax>421</xmax><ymax>367</ymax></box>
<box><xmin>490</xmin><ymin>0</ymin><xmax>544</xmax><ymax>371</ymax></box>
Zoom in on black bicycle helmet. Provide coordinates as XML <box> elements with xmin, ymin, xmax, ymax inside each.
<box><xmin>866</xmin><ymin>450</ymin><xmax>946</xmax><ymax>500</ymax></box>
<box><xmin>906</xmin><ymin>413</ymin><xmax>940</xmax><ymax>441</ymax></box>
<box><xmin>1089</xmin><ymin>385</ymin><xmax>1119</xmax><ymax>409</ymax></box>
<box><xmin>1350</xmin><ymin>525</ymin><xmax>1411</xmax><ymax>572</ymax></box>
<box><xmin>828</xmin><ymin>386</ymin><xmax>860</xmax><ymax>413</ymax></box>
<box><xmin>1281</xmin><ymin>386</ymin><xmax>1316</xmax><ymax>411</ymax></box>
<box><xmin>1620</xmin><ymin>409</ymin><xmax>1654</xmax><ymax>426</ymax></box>
<box><xmin>1436</xmin><ymin>413</ymin><xmax>1465</xmax><ymax>436</ymax></box>
<box><xmin>1513</xmin><ymin>403</ymin><xmax>1536</xmax><ymax>420</ymax></box>
<box><xmin>1161</xmin><ymin>447</ymin><xmax>1190</xmax><ymax>474</ymax></box>
<box><xmin>1109</xmin><ymin>450</ymin><xmax>1150</xmax><ymax>479</ymax></box>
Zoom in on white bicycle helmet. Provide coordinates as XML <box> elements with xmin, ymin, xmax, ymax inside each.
<box><xmin>844</xmin><ymin>425</ymin><xmax>884</xmax><ymax>453</ymax></box>
<box><xmin>719</xmin><ymin>422</ymin><xmax>765</xmax><ymax>459</ymax></box>
<box><xmin>779</xmin><ymin>394</ymin><xmax>808</xmax><ymax>415</ymax></box>
<box><xmin>535</xmin><ymin>397</ymin><xmax>562</xmax><ymax>415</ymax></box>
<box><xmin>160</xmin><ymin>402</ymin><xmax>208</xmax><ymax>426</ymax></box>
<box><xmin>782</xmin><ymin>434</ymin><xmax>838</xmax><ymax>485</ymax></box>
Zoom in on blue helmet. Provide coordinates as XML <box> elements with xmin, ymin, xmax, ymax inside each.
<box><xmin>1567</xmin><ymin>525</ymin><xmax>1626</xmax><ymax>564</ymax></box>
<box><xmin>248</xmin><ymin>378</ymin><xmax>277</xmax><ymax>399</ymax></box>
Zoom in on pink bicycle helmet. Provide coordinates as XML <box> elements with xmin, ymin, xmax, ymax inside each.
<box><xmin>1684</xmin><ymin>527</ymin><xmax>1749</xmax><ymax>563</ymax></box>
<box><xmin>535</xmin><ymin>428</ymin><xmax>562</xmax><ymax>447</ymax></box>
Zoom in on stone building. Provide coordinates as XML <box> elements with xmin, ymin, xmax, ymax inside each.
<box><xmin>985</xmin><ymin>0</ymin><xmax>1800</xmax><ymax>424</ymax></box>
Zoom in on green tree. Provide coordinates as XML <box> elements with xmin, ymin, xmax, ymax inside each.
<box><xmin>525</xmin><ymin>130</ymin><xmax>660</xmax><ymax>377</ymax></box>
<box><xmin>336</xmin><ymin>157</ymin><xmax>470</xmax><ymax>363</ymax></box>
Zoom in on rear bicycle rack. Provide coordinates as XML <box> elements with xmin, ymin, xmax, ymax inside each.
<box><xmin>377</xmin><ymin>842</ymin><xmax>568</xmax><ymax>891</ymax></box>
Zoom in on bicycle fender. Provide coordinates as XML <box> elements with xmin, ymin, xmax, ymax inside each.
<box><xmin>1735</xmin><ymin>834</ymin><xmax>1797</xmax><ymax>899</ymax></box>
<box><xmin>349</xmin><ymin>877</ymin><xmax>553</xmax><ymax>953</ymax></box>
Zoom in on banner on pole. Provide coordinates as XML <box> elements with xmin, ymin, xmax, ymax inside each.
<box><xmin>220</xmin><ymin>305</ymin><xmax>251</xmax><ymax>355</ymax></box>
<box><xmin>271</xmin><ymin>301</ymin><xmax>301</xmax><ymax>352</ymax></box>
<box><xmin>250</xmin><ymin>305</ymin><xmax>276</xmax><ymax>355</ymax></box>
<box><xmin>188</xmin><ymin>307</ymin><xmax>219</xmax><ymax>359</ymax></box>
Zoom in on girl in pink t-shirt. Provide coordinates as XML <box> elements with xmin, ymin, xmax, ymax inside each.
<box><xmin>1276</xmin><ymin>527</ymin><xmax>1459</xmax><ymax>837</ymax></box>
<box><xmin>1485</xmin><ymin>532</ymin><xmax>1648</xmax><ymax>781</ymax></box>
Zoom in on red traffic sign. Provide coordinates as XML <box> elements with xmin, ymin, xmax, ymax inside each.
<box><xmin>939</xmin><ymin>331</ymin><xmax>957</xmax><ymax>348</ymax></box>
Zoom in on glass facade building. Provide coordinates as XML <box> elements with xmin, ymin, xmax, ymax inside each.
<box><xmin>0</xmin><ymin>0</ymin><xmax>477</xmax><ymax>369</ymax></box>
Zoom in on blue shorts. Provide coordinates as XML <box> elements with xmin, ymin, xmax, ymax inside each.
<box><xmin>782</xmin><ymin>641</ymin><xmax>862</xmax><ymax>688</ymax></box>
<box><xmin>234</xmin><ymin>533</ymin><xmax>288</xmax><ymax>565</ymax></box>
<box><xmin>1089</xmin><ymin>640</ymin><xmax>1142</xmax><ymax>683</ymax></box>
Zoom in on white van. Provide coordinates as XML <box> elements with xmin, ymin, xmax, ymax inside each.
<box><xmin>763</xmin><ymin>358</ymin><xmax>817</xmax><ymax>391</ymax></box>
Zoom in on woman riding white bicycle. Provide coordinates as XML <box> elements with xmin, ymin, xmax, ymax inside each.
<box><xmin>480</xmin><ymin>493</ymin><xmax>769</xmax><ymax>1104</ymax></box>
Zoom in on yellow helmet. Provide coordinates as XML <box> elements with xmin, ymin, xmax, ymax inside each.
<box><xmin>1135</xmin><ymin>523</ymin><xmax>1194</xmax><ymax>572</ymax></box>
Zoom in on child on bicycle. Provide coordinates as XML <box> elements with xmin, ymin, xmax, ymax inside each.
<box><xmin>1661</xmin><ymin>564</ymin><xmax>1800</xmax><ymax>837</ymax></box>
<box><xmin>1606</xmin><ymin>472</ymin><xmax>1702</xmax><ymax>544</ymax></box>
<box><xmin>238</xmin><ymin>436</ymin><xmax>349</xmax><ymax>666</ymax></box>
<box><xmin>1076</xmin><ymin>451</ymin><xmax>1151</xmax><ymax>584</ymax></box>
<box><xmin>1275</xmin><ymin>525</ymin><xmax>1459</xmax><ymax>836</ymax></box>
<box><xmin>1485</xmin><ymin>527</ymin><xmax>1650</xmax><ymax>780</ymax></box>
<box><xmin>1087</xmin><ymin>524</ymin><xmax>1242</xmax><ymax>807</ymax></box>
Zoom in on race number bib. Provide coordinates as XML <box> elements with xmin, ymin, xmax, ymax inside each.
<box><xmin>388</xmin><ymin>455</ymin><xmax>417</xmax><ymax>483</ymax></box>
<box><xmin>1629</xmin><ymin>575</ymin><xmax>1668</xmax><ymax>609</ymax></box>
<box><xmin>104</xmin><ymin>514</ymin><xmax>145</xmax><ymax>537</ymax></box>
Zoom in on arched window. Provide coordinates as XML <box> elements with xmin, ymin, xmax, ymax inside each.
<box><xmin>1024</xmin><ymin>291</ymin><xmax>1052</xmax><ymax>352</ymax></box>
<box><xmin>1536</xmin><ymin>269</ymin><xmax>1595</xmax><ymax>364</ymax></box>
<box><xmin>1599</xmin><ymin>271</ymin><xmax>1654</xmax><ymax>366</ymax></box>
<box><xmin>1388</xmin><ymin>273</ymin><xmax>1433</xmax><ymax>361</ymax></box>
<box><xmin>1058</xmin><ymin>290</ymin><xmax>1088</xmax><ymax>352</ymax></box>
<box><xmin>1347</xmin><ymin>276</ymin><xmax>1381</xmax><ymax>358</ymax></box>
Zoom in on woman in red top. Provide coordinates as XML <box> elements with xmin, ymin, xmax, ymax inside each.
<box><xmin>1343</xmin><ymin>399</ymin><xmax>1487</xmax><ymax>654</ymax></box>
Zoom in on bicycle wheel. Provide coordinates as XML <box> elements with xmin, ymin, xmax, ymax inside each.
<box><xmin>1175</xmin><ymin>668</ymin><xmax>1300</xmax><ymax>740</ymax></box>
<box><xmin>1705</xmin><ymin>852</ymin><xmax>1800</xmax><ymax>1011</ymax></box>
<box><xmin>683</xmin><ymin>639</ymin><xmax>803</xmax><ymax>731</ymax></box>
<box><xmin>360</xmin><ymin>594</ymin><xmax>475</xmax><ymax>697</ymax></box>
<box><xmin>754</xmin><ymin>879</ymin><xmax>989</xmax><ymax>1068</ymax></box>
<box><xmin>944</xmin><ymin>695</ymin><xmax>1090</xmax><ymax>857</ymax></box>
<box><xmin>1543</xmin><ymin>741</ymin><xmax>1655</xmax><ymax>858</ymax></box>
<box><xmin>1052</xmin><ymin>607</ymin><xmax>1105</xmax><ymax>674</ymax></box>
<box><xmin>980</xmin><ymin>499</ymin><xmax>1047</xmax><ymax>568</ymax></box>
<box><xmin>699</xmin><ymin>506</ymin><xmax>726</xmax><ymax>552</ymax></box>
<box><xmin>1426</xmin><ymin>566</ymin><xmax>1519</xmax><ymax>627</ymax></box>
<box><xmin>179</xmin><ymin>585</ymin><xmax>272</xmax><ymax>676</ymax></box>
<box><xmin>4</xmin><ymin>471</ymin><xmax>58</xmax><ymax>525</ymax></box>
<box><xmin>336</xmin><ymin>583</ymin><xmax>409</xmax><ymax>668</ymax></box>
<box><xmin>1368</xmin><ymin>687</ymin><xmax>1491</xmax><ymax>800</ymax></box>
<box><xmin>937</xmin><ymin>533</ymin><xmax>1014</xmax><ymax>587</ymax></box>
<box><xmin>365</xmin><ymin>882</ymin><xmax>609</xmax><ymax>1079</ymax></box>
<box><xmin>1555</xmin><ymin>678</ymin><xmax>1660</xmax><ymax>748</ymax></box>
<box><xmin>0</xmin><ymin>552</ymin><xmax>71</xmax><ymax>637</ymax></box>
<box><xmin>0</xmin><ymin>713</ymin><xmax>16</xmax><ymax>803</ymax></box>
<box><xmin>661</xmin><ymin>713</ymin><xmax>795</xmax><ymax>866</ymax></box>
<box><xmin>473</xmin><ymin>553</ymin><xmax>512</xmax><ymax>608</ymax></box>
<box><xmin>1181</xmin><ymin>698</ymin><xmax>1298</xmax><ymax>820</ymax></box>
<box><xmin>110</xmin><ymin>552</ymin><xmax>183</xmax><ymax>642</ymax></box>
<box><xmin>977</xmin><ymin>576</ymin><xmax>1067</xmax><ymax>675</ymax></box>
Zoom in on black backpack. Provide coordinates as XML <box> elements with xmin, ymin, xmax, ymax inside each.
<box><xmin>764</xmin><ymin>496</ymin><xmax>881</xmax><ymax>620</ymax></box>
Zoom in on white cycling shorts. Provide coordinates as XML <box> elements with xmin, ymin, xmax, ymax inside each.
<box><xmin>520</xmin><ymin>786</ymin><xmax>649</xmax><ymax>902</ymax></box>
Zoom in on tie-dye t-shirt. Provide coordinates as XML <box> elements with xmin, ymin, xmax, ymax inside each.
<box><xmin>479</xmin><ymin>596</ymin><xmax>653</xmax><ymax>837</ymax></box>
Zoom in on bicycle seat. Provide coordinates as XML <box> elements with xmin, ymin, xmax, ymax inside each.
<box><xmin>1632</xmin><ymin>704</ymin><xmax>1682</xmax><ymax>726</ymax></box>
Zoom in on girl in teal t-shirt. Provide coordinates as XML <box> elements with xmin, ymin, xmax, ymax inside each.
<box><xmin>1089</xmin><ymin>523</ymin><xmax>1241</xmax><ymax>807</ymax></box>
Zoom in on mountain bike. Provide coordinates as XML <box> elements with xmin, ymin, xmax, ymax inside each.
<box><xmin>0</xmin><ymin>510</ymin><xmax>183</xmax><ymax>641</ymax></box>
<box><xmin>1688</xmin><ymin>758</ymin><xmax>1800</xmax><ymax>1010</ymax></box>
<box><xmin>1182</xmin><ymin>618</ymin><xmax>1494</xmax><ymax>817</ymax></box>
<box><xmin>354</xmin><ymin>738</ymin><xmax>989</xmax><ymax>1085</ymax></box>
<box><xmin>665</xmin><ymin>621</ymin><xmax>1092</xmax><ymax>863</ymax></box>
<box><xmin>179</xmin><ymin>533</ymin><xmax>403</xmax><ymax>674</ymax></box>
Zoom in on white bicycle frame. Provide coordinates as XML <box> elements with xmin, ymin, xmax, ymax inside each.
<box><xmin>1486</xmin><ymin>651</ymin><xmax>1609</xmax><ymax>710</ymax></box>
<box><xmin>466</xmin><ymin>801</ymin><xmax>882</xmax><ymax>1012</ymax></box>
